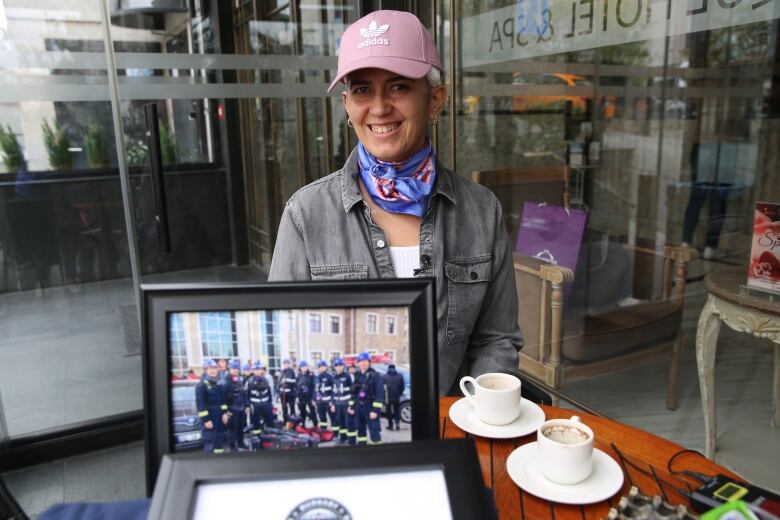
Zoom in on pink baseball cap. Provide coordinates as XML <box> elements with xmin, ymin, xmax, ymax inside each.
<box><xmin>327</xmin><ymin>10</ymin><xmax>443</xmax><ymax>92</ymax></box>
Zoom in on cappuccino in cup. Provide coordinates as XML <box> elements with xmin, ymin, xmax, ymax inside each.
<box><xmin>536</xmin><ymin>415</ymin><xmax>594</xmax><ymax>485</ymax></box>
<box><xmin>459</xmin><ymin>372</ymin><xmax>522</xmax><ymax>426</ymax></box>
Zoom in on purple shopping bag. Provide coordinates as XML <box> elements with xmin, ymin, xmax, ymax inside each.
<box><xmin>515</xmin><ymin>202</ymin><xmax>588</xmax><ymax>303</ymax></box>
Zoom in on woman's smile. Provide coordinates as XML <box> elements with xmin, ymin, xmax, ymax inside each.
<box><xmin>368</xmin><ymin>122</ymin><xmax>402</xmax><ymax>137</ymax></box>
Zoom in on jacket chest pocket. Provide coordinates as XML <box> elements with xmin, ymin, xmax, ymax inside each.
<box><xmin>444</xmin><ymin>255</ymin><xmax>492</xmax><ymax>344</ymax></box>
<box><xmin>310</xmin><ymin>264</ymin><xmax>368</xmax><ymax>280</ymax></box>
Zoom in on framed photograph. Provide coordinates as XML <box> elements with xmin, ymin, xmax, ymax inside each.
<box><xmin>148</xmin><ymin>438</ymin><xmax>491</xmax><ymax>520</ymax></box>
<box><xmin>142</xmin><ymin>279</ymin><xmax>438</xmax><ymax>493</ymax></box>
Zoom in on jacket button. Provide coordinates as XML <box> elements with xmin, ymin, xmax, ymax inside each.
<box><xmin>470</xmin><ymin>272</ymin><xmax>478</xmax><ymax>281</ymax></box>
<box><xmin>376</xmin><ymin>240</ymin><xmax>386</xmax><ymax>248</ymax></box>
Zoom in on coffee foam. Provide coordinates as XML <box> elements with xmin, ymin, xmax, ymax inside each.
<box><xmin>542</xmin><ymin>424</ymin><xmax>591</xmax><ymax>444</ymax></box>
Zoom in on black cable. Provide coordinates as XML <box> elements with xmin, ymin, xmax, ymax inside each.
<box><xmin>610</xmin><ymin>443</ymin><xmax>693</xmax><ymax>500</ymax></box>
<box><xmin>612</xmin><ymin>445</ymin><xmax>780</xmax><ymax>520</ymax></box>
<box><xmin>667</xmin><ymin>448</ymin><xmax>712</xmax><ymax>484</ymax></box>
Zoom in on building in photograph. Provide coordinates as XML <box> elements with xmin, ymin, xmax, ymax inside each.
<box><xmin>170</xmin><ymin>307</ymin><xmax>409</xmax><ymax>377</ymax></box>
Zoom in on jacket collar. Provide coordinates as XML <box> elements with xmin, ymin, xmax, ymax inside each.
<box><xmin>340</xmin><ymin>145</ymin><xmax>457</xmax><ymax>214</ymax></box>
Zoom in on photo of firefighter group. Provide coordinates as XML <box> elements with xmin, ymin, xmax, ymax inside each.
<box><xmin>168</xmin><ymin>306</ymin><xmax>411</xmax><ymax>453</ymax></box>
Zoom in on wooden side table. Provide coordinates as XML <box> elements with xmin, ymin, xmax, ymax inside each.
<box><xmin>440</xmin><ymin>397</ymin><xmax>737</xmax><ymax>519</ymax></box>
<box><xmin>696</xmin><ymin>267</ymin><xmax>780</xmax><ymax>459</ymax></box>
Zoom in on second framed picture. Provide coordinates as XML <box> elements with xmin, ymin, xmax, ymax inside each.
<box><xmin>141</xmin><ymin>279</ymin><xmax>438</xmax><ymax>492</ymax></box>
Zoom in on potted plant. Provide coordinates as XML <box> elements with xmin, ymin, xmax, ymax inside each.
<box><xmin>84</xmin><ymin>121</ymin><xmax>111</xmax><ymax>168</ymax></box>
<box><xmin>42</xmin><ymin>119</ymin><xmax>73</xmax><ymax>170</ymax></box>
<box><xmin>0</xmin><ymin>124</ymin><xmax>25</xmax><ymax>172</ymax></box>
<box><xmin>159</xmin><ymin>123</ymin><xmax>177</xmax><ymax>165</ymax></box>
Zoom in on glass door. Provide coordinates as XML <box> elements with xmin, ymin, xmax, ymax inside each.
<box><xmin>0</xmin><ymin>0</ymin><xmax>142</xmax><ymax>439</ymax></box>
<box><xmin>234</xmin><ymin>0</ymin><xmax>359</xmax><ymax>267</ymax></box>
<box><xmin>107</xmin><ymin>0</ymin><xmax>252</xmax><ymax>284</ymax></box>
<box><xmin>106</xmin><ymin>0</ymin><xmax>359</xmax><ymax>280</ymax></box>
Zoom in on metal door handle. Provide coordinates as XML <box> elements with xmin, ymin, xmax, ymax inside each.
<box><xmin>144</xmin><ymin>103</ymin><xmax>171</xmax><ymax>254</ymax></box>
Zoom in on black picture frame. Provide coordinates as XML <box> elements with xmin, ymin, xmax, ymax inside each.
<box><xmin>148</xmin><ymin>438</ymin><xmax>490</xmax><ymax>520</ymax></box>
<box><xmin>141</xmin><ymin>279</ymin><xmax>438</xmax><ymax>494</ymax></box>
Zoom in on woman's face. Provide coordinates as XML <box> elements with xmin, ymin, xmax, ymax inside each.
<box><xmin>342</xmin><ymin>68</ymin><xmax>447</xmax><ymax>162</ymax></box>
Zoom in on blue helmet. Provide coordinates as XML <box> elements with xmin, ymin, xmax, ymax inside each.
<box><xmin>282</xmin><ymin>358</ymin><xmax>291</xmax><ymax>365</ymax></box>
<box><xmin>228</xmin><ymin>359</ymin><xmax>240</xmax><ymax>370</ymax></box>
<box><xmin>253</xmin><ymin>361</ymin><xmax>265</xmax><ymax>370</ymax></box>
<box><xmin>242</xmin><ymin>363</ymin><xmax>251</xmax><ymax>372</ymax></box>
<box><xmin>203</xmin><ymin>358</ymin><xmax>218</xmax><ymax>368</ymax></box>
<box><xmin>317</xmin><ymin>360</ymin><xmax>328</xmax><ymax>368</ymax></box>
<box><xmin>299</xmin><ymin>360</ymin><xmax>309</xmax><ymax>368</ymax></box>
<box><xmin>333</xmin><ymin>357</ymin><xmax>345</xmax><ymax>366</ymax></box>
<box><xmin>357</xmin><ymin>352</ymin><xmax>371</xmax><ymax>362</ymax></box>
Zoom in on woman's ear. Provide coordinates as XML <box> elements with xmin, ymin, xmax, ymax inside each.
<box><xmin>342</xmin><ymin>90</ymin><xmax>352</xmax><ymax>121</ymax></box>
<box><xmin>430</xmin><ymin>84</ymin><xmax>447</xmax><ymax>120</ymax></box>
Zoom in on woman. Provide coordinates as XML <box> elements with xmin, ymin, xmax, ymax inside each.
<box><xmin>269</xmin><ymin>10</ymin><xmax>522</xmax><ymax>395</ymax></box>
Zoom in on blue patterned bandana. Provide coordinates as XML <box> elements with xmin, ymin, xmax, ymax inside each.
<box><xmin>357</xmin><ymin>139</ymin><xmax>436</xmax><ymax>218</ymax></box>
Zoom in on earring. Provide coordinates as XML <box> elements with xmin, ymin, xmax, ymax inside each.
<box><xmin>429</xmin><ymin>115</ymin><xmax>439</xmax><ymax>126</ymax></box>
<box><xmin>346</xmin><ymin>119</ymin><xmax>353</xmax><ymax>128</ymax></box>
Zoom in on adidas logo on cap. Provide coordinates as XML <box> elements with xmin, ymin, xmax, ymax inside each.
<box><xmin>358</xmin><ymin>20</ymin><xmax>389</xmax><ymax>48</ymax></box>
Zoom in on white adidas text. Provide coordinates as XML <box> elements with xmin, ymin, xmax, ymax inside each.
<box><xmin>358</xmin><ymin>37</ymin><xmax>389</xmax><ymax>49</ymax></box>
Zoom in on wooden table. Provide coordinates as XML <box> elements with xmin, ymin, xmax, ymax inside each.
<box><xmin>696</xmin><ymin>268</ymin><xmax>780</xmax><ymax>459</ymax></box>
<box><xmin>440</xmin><ymin>397</ymin><xmax>736</xmax><ymax>520</ymax></box>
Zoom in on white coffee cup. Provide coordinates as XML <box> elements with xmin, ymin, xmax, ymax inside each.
<box><xmin>536</xmin><ymin>415</ymin><xmax>594</xmax><ymax>485</ymax></box>
<box><xmin>459</xmin><ymin>372</ymin><xmax>522</xmax><ymax>426</ymax></box>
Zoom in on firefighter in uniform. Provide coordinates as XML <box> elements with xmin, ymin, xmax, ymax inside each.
<box><xmin>314</xmin><ymin>360</ymin><xmax>335</xmax><ymax>431</ymax></box>
<box><xmin>348</xmin><ymin>352</ymin><xmax>384</xmax><ymax>445</ymax></box>
<box><xmin>195</xmin><ymin>358</ymin><xmax>229</xmax><ymax>453</ymax></box>
<box><xmin>331</xmin><ymin>358</ymin><xmax>353</xmax><ymax>443</ymax></box>
<box><xmin>279</xmin><ymin>358</ymin><xmax>297</xmax><ymax>422</ymax></box>
<box><xmin>241</xmin><ymin>362</ymin><xmax>252</xmax><ymax>384</ymax></box>
<box><xmin>246</xmin><ymin>361</ymin><xmax>275</xmax><ymax>437</ymax></box>
<box><xmin>295</xmin><ymin>360</ymin><xmax>317</xmax><ymax>428</ymax></box>
<box><xmin>225</xmin><ymin>359</ymin><xmax>249</xmax><ymax>451</ymax></box>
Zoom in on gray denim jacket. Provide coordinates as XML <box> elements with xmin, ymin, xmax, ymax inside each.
<box><xmin>268</xmin><ymin>148</ymin><xmax>523</xmax><ymax>395</ymax></box>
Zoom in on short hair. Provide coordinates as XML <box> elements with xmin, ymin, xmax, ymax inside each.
<box><xmin>425</xmin><ymin>67</ymin><xmax>443</xmax><ymax>88</ymax></box>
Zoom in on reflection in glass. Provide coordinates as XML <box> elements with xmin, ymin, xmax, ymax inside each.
<box><xmin>456</xmin><ymin>1</ymin><xmax>779</xmax><ymax>456</ymax></box>
<box><xmin>0</xmin><ymin>0</ymin><xmax>140</xmax><ymax>437</ymax></box>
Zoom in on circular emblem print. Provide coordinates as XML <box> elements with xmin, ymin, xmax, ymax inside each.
<box><xmin>286</xmin><ymin>497</ymin><xmax>352</xmax><ymax>520</ymax></box>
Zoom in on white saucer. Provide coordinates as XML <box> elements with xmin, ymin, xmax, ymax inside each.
<box><xmin>506</xmin><ymin>442</ymin><xmax>624</xmax><ymax>505</ymax></box>
<box><xmin>448</xmin><ymin>397</ymin><xmax>545</xmax><ymax>439</ymax></box>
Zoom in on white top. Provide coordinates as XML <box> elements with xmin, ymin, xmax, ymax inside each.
<box><xmin>389</xmin><ymin>245</ymin><xmax>421</xmax><ymax>278</ymax></box>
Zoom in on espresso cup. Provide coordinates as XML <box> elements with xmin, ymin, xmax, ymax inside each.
<box><xmin>459</xmin><ymin>372</ymin><xmax>522</xmax><ymax>425</ymax></box>
<box><xmin>536</xmin><ymin>415</ymin><xmax>594</xmax><ymax>485</ymax></box>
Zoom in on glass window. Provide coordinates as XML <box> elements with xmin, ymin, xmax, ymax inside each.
<box><xmin>199</xmin><ymin>312</ymin><xmax>237</xmax><ymax>360</ymax></box>
<box><xmin>329</xmin><ymin>351</ymin><xmax>343</xmax><ymax>362</ymax></box>
<box><xmin>259</xmin><ymin>310</ymin><xmax>281</xmax><ymax>373</ymax></box>
<box><xmin>386</xmin><ymin>316</ymin><xmax>397</xmax><ymax>335</ymax></box>
<box><xmin>310</xmin><ymin>351</ymin><xmax>323</xmax><ymax>365</ymax></box>
<box><xmin>169</xmin><ymin>314</ymin><xmax>189</xmax><ymax>377</ymax></box>
<box><xmin>329</xmin><ymin>315</ymin><xmax>341</xmax><ymax>334</ymax></box>
<box><xmin>0</xmin><ymin>0</ymin><xmax>141</xmax><ymax>439</ymax></box>
<box><xmin>446</xmin><ymin>0</ymin><xmax>780</xmax><ymax>459</ymax></box>
<box><xmin>366</xmin><ymin>313</ymin><xmax>378</xmax><ymax>335</ymax></box>
<box><xmin>309</xmin><ymin>313</ymin><xmax>322</xmax><ymax>334</ymax></box>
